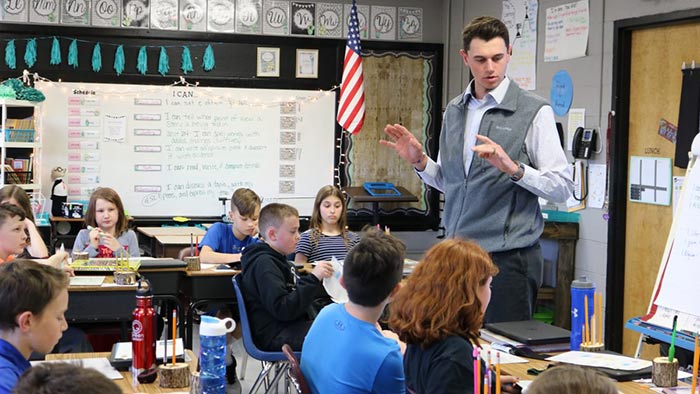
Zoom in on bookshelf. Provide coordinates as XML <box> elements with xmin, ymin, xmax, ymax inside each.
<box><xmin>0</xmin><ymin>98</ymin><xmax>42</xmax><ymax>191</ymax></box>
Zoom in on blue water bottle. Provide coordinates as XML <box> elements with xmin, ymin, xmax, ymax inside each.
<box><xmin>199</xmin><ymin>316</ymin><xmax>235</xmax><ymax>394</ymax></box>
<box><xmin>570</xmin><ymin>276</ymin><xmax>595</xmax><ymax>350</ymax></box>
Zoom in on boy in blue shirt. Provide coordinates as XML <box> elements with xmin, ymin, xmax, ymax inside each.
<box><xmin>0</xmin><ymin>260</ymin><xmax>69</xmax><ymax>393</ymax></box>
<box><xmin>301</xmin><ymin>228</ymin><xmax>406</xmax><ymax>394</ymax></box>
<box><xmin>199</xmin><ymin>188</ymin><xmax>260</xmax><ymax>264</ymax></box>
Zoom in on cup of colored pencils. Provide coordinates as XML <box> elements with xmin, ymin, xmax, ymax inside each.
<box><xmin>580</xmin><ymin>292</ymin><xmax>604</xmax><ymax>352</ymax></box>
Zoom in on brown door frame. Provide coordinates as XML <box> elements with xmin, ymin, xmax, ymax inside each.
<box><xmin>608</xmin><ymin>8</ymin><xmax>700</xmax><ymax>352</ymax></box>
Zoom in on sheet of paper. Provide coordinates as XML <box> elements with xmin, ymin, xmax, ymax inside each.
<box><xmin>544</xmin><ymin>0</ymin><xmax>589</xmax><ymax>62</ymax></box>
<box><xmin>113</xmin><ymin>338</ymin><xmax>185</xmax><ymax>360</ymax></box>
<box><xmin>567</xmin><ymin>108</ymin><xmax>585</xmax><ymax>151</ymax></box>
<box><xmin>32</xmin><ymin>357</ymin><xmax>123</xmax><ymax>380</ymax></box>
<box><xmin>502</xmin><ymin>0</ymin><xmax>538</xmax><ymax>90</ymax></box>
<box><xmin>547</xmin><ymin>351</ymin><xmax>652</xmax><ymax>371</ymax></box>
<box><xmin>479</xmin><ymin>343</ymin><xmax>528</xmax><ymax>364</ymax></box>
<box><xmin>69</xmin><ymin>276</ymin><xmax>106</xmax><ymax>286</ymax></box>
<box><xmin>103</xmin><ymin>114</ymin><xmax>127</xmax><ymax>142</ymax></box>
<box><xmin>673</xmin><ymin>176</ymin><xmax>684</xmax><ymax>218</ymax></box>
<box><xmin>323</xmin><ymin>256</ymin><xmax>348</xmax><ymax>303</ymax></box>
<box><xmin>587</xmin><ymin>164</ymin><xmax>606</xmax><ymax>209</ymax></box>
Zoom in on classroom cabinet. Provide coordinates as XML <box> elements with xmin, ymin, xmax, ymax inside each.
<box><xmin>0</xmin><ymin>99</ymin><xmax>42</xmax><ymax>193</ymax></box>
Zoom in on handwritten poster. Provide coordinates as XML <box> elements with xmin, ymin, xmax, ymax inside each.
<box><xmin>502</xmin><ymin>0</ymin><xmax>538</xmax><ymax>90</ymax></box>
<box><xmin>544</xmin><ymin>0</ymin><xmax>589</xmax><ymax>62</ymax></box>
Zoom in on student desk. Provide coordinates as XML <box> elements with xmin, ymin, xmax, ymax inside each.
<box><xmin>343</xmin><ymin>186</ymin><xmax>418</xmax><ymax>225</ymax></box>
<box><xmin>499</xmin><ymin>354</ymin><xmax>667</xmax><ymax>393</ymax></box>
<box><xmin>49</xmin><ymin>216</ymin><xmax>85</xmax><ymax>251</ymax></box>
<box><xmin>137</xmin><ymin>226</ymin><xmax>206</xmax><ymax>257</ymax></box>
<box><xmin>152</xmin><ymin>235</ymin><xmax>198</xmax><ymax>258</ymax></box>
<box><xmin>182</xmin><ymin>268</ymin><xmax>239</xmax><ymax>349</ymax></box>
<box><xmin>46</xmin><ymin>350</ymin><xmax>197</xmax><ymax>393</ymax></box>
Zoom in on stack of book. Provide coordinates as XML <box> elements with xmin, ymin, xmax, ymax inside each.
<box><xmin>4</xmin><ymin>155</ymin><xmax>32</xmax><ymax>184</ymax></box>
<box><xmin>4</xmin><ymin>117</ymin><xmax>35</xmax><ymax>142</ymax></box>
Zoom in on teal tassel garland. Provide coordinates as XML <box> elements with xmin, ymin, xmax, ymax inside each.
<box><xmin>114</xmin><ymin>45</ymin><xmax>125</xmax><ymax>76</ymax></box>
<box><xmin>5</xmin><ymin>40</ymin><xmax>16</xmax><ymax>69</ymax></box>
<box><xmin>137</xmin><ymin>46</ymin><xmax>147</xmax><ymax>75</ymax></box>
<box><xmin>181</xmin><ymin>47</ymin><xmax>193</xmax><ymax>74</ymax></box>
<box><xmin>50</xmin><ymin>37</ymin><xmax>61</xmax><ymax>65</ymax></box>
<box><xmin>24</xmin><ymin>38</ymin><xmax>37</xmax><ymax>68</ymax></box>
<box><xmin>92</xmin><ymin>43</ymin><xmax>102</xmax><ymax>72</ymax></box>
<box><xmin>68</xmin><ymin>39</ymin><xmax>78</xmax><ymax>68</ymax></box>
<box><xmin>158</xmin><ymin>47</ymin><xmax>169</xmax><ymax>76</ymax></box>
<box><xmin>202</xmin><ymin>44</ymin><xmax>215</xmax><ymax>71</ymax></box>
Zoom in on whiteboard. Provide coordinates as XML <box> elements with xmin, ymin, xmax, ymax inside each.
<box><xmin>36</xmin><ymin>81</ymin><xmax>336</xmax><ymax>217</ymax></box>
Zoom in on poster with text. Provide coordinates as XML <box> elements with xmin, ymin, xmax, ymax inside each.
<box><xmin>315</xmin><ymin>2</ymin><xmax>341</xmax><ymax>38</ymax></box>
<box><xmin>398</xmin><ymin>7</ymin><xmax>422</xmax><ymax>41</ymax></box>
<box><xmin>122</xmin><ymin>0</ymin><xmax>149</xmax><ymax>27</ymax></box>
<box><xmin>343</xmin><ymin>3</ymin><xmax>368</xmax><ymax>40</ymax></box>
<box><xmin>370</xmin><ymin>5</ymin><xmax>395</xmax><ymax>40</ymax></box>
<box><xmin>1</xmin><ymin>0</ymin><xmax>29</xmax><ymax>22</ymax></box>
<box><xmin>179</xmin><ymin>0</ymin><xmax>205</xmax><ymax>31</ymax></box>
<box><xmin>29</xmin><ymin>0</ymin><xmax>58</xmax><ymax>23</ymax></box>
<box><xmin>150</xmin><ymin>0</ymin><xmax>176</xmax><ymax>29</ymax></box>
<box><xmin>502</xmin><ymin>0</ymin><xmax>538</xmax><ymax>90</ymax></box>
<box><xmin>61</xmin><ymin>0</ymin><xmax>90</xmax><ymax>24</ymax></box>
<box><xmin>207</xmin><ymin>0</ymin><xmax>234</xmax><ymax>32</ymax></box>
<box><xmin>544</xmin><ymin>0</ymin><xmax>589</xmax><ymax>62</ymax></box>
<box><xmin>291</xmin><ymin>1</ymin><xmax>314</xmax><ymax>35</ymax></box>
<box><xmin>235</xmin><ymin>0</ymin><xmax>261</xmax><ymax>34</ymax></box>
<box><xmin>91</xmin><ymin>0</ymin><xmax>120</xmax><ymax>26</ymax></box>
<box><xmin>262</xmin><ymin>0</ymin><xmax>288</xmax><ymax>35</ymax></box>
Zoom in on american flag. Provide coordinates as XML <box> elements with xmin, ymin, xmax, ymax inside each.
<box><xmin>336</xmin><ymin>0</ymin><xmax>365</xmax><ymax>135</ymax></box>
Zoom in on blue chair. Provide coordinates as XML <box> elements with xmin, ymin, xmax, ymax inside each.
<box><xmin>233</xmin><ymin>274</ymin><xmax>298</xmax><ymax>393</ymax></box>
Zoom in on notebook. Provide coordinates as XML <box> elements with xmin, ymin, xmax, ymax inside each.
<box><xmin>485</xmin><ymin>320</ymin><xmax>570</xmax><ymax>345</ymax></box>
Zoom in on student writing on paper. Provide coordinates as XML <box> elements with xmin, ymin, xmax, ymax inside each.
<box><xmin>14</xmin><ymin>362</ymin><xmax>121</xmax><ymax>394</ymax></box>
<box><xmin>72</xmin><ymin>188</ymin><xmax>139</xmax><ymax>258</ymax></box>
<box><xmin>0</xmin><ymin>261</ymin><xmax>69</xmax><ymax>394</ymax></box>
<box><xmin>0</xmin><ymin>185</ymin><xmax>48</xmax><ymax>259</ymax></box>
<box><xmin>239</xmin><ymin>203</ymin><xmax>333</xmax><ymax>351</ymax></box>
<box><xmin>301</xmin><ymin>228</ymin><xmax>406</xmax><ymax>394</ymax></box>
<box><xmin>389</xmin><ymin>239</ymin><xmax>519</xmax><ymax>394</ymax></box>
<box><xmin>382</xmin><ymin>16</ymin><xmax>573</xmax><ymax>323</ymax></box>
<box><xmin>199</xmin><ymin>188</ymin><xmax>260</xmax><ymax>264</ymax></box>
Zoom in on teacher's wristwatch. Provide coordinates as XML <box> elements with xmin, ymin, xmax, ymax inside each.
<box><xmin>510</xmin><ymin>161</ymin><xmax>525</xmax><ymax>182</ymax></box>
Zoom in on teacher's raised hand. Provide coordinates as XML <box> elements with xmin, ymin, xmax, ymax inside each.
<box><xmin>380</xmin><ymin>124</ymin><xmax>428</xmax><ymax>171</ymax></box>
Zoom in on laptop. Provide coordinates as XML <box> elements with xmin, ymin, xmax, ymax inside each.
<box><xmin>485</xmin><ymin>320</ymin><xmax>570</xmax><ymax>345</ymax></box>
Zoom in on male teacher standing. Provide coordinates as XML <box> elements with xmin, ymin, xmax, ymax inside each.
<box><xmin>382</xmin><ymin>16</ymin><xmax>573</xmax><ymax>323</ymax></box>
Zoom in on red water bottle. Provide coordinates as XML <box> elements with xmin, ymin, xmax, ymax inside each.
<box><xmin>132</xmin><ymin>278</ymin><xmax>156</xmax><ymax>382</ymax></box>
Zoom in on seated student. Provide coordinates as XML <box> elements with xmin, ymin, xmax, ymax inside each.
<box><xmin>526</xmin><ymin>364</ymin><xmax>617</xmax><ymax>394</ymax></box>
<box><xmin>0</xmin><ymin>185</ymin><xmax>49</xmax><ymax>259</ymax></box>
<box><xmin>389</xmin><ymin>239</ymin><xmax>519</xmax><ymax>394</ymax></box>
<box><xmin>302</xmin><ymin>227</ymin><xmax>406</xmax><ymax>394</ymax></box>
<box><xmin>199</xmin><ymin>188</ymin><xmax>260</xmax><ymax>264</ymax></box>
<box><xmin>0</xmin><ymin>260</ymin><xmax>69</xmax><ymax>394</ymax></box>
<box><xmin>239</xmin><ymin>203</ymin><xmax>333</xmax><ymax>351</ymax></box>
<box><xmin>14</xmin><ymin>362</ymin><xmax>121</xmax><ymax>394</ymax></box>
<box><xmin>72</xmin><ymin>187</ymin><xmax>139</xmax><ymax>258</ymax></box>
<box><xmin>0</xmin><ymin>204</ymin><xmax>69</xmax><ymax>272</ymax></box>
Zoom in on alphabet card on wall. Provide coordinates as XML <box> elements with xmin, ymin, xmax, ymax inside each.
<box><xmin>180</xmin><ymin>0</ymin><xmax>206</xmax><ymax>31</ymax></box>
<box><xmin>30</xmin><ymin>0</ymin><xmax>58</xmax><ymax>23</ymax></box>
<box><xmin>1</xmin><ymin>0</ymin><xmax>29</xmax><ymax>22</ymax></box>
<box><xmin>91</xmin><ymin>0</ymin><xmax>120</xmax><ymax>26</ymax></box>
<box><xmin>291</xmin><ymin>1</ymin><xmax>314</xmax><ymax>35</ymax></box>
<box><xmin>122</xmin><ymin>0</ymin><xmax>149</xmax><ymax>27</ymax></box>
<box><xmin>235</xmin><ymin>0</ymin><xmax>262</xmax><ymax>34</ymax></box>
<box><xmin>151</xmin><ymin>0</ymin><xmax>178</xmax><ymax>29</ymax></box>
<box><xmin>370</xmin><ymin>5</ymin><xmax>395</xmax><ymax>41</ymax></box>
<box><xmin>61</xmin><ymin>0</ymin><xmax>90</xmax><ymax>24</ymax></box>
<box><xmin>262</xmin><ymin>0</ymin><xmax>288</xmax><ymax>35</ymax></box>
<box><xmin>398</xmin><ymin>7</ymin><xmax>422</xmax><ymax>41</ymax></box>
<box><xmin>315</xmin><ymin>2</ymin><xmax>341</xmax><ymax>38</ymax></box>
<box><xmin>343</xmin><ymin>3</ymin><xmax>368</xmax><ymax>40</ymax></box>
<box><xmin>207</xmin><ymin>0</ymin><xmax>234</xmax><ymax>32</ymax></box>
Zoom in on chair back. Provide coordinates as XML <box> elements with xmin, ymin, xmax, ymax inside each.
<box><xmin>177</xmin><ymin>246</ymin><xmax>196</xmax><ymax>260</ymax></box>
<box><xmin>282</xmin><ymin>343</ymin><xmax>311</xmax><ymax>394</ymax></box>
<box><xmin>232</xmin><ymin>274</ymin><xmax>289</xmax><ymax>362</ymax></box>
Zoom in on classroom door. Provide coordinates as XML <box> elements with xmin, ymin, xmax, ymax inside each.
<box><xmin>623</xmin><ymin>21</ymin><xmax>700</xmax><ymax>358</ymax></box>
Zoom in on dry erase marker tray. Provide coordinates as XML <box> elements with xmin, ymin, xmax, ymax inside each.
<box><xmin>70</xmin><ymin>258</ymin><xmax>141</xmax><ymax>272</ymax></box>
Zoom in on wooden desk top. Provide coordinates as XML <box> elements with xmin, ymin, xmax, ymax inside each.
<box><xmin>68</xmin><ymin>275</ymin><xmax>137</xmax><ymax>292</ymax></box>
<box><xmin>137</xmin><ymin>227</ymin><xmax>206</xmax><ymax>237</ymax></box>
<box><xmin>154</xmin><ymin>235</ymin><xmax>198</xmax><ymax>244</ymax></box>
<box><xmin>343</xmin><ymin>186</ymin><xmax>418</xmax><ymax>203</ymax></box>
<box><xmin>46</xmin><ymin>350</ymin><xmax>197</xmax><ymax>393</ymax></box>
<box><xmin>49</xmin><ymin>216</ymin><xmax>85</xmax><ymax>223</ymax></box>
<box><xmin>499</xmin><ymin>354</ymin><xmax>662</xmax><ymax>394</ymax></box>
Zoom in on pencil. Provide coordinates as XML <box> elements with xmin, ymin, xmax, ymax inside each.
<box><xmin>172</xmin><ymin>309</ymin><xmax>177</xmax><ymax>365</ymax></box>
<box><xmin>584</xmin><ymin>294</ymin><xmax>590</xmax><ymax>345</ymax></box>
<box><xmin>472</xmin><ymin>345</ymin><xmax>481</xmax><ymax>394</ymax></box>
<box><xmin>597</xmin><ymin>292</ymin><xmax>603</xmax><ymax>345</ymax></box>
<box><xmin>691</xmin><ymin>331</ymin><xmax>699</xmax><ymax>393</ymax></box>
<box><xmin>190</xmin><ymin>233</ymin><xmax>194</xmax><ymax>257</ymax></box>
<box><xmin>496</xmin><ymin>352</ymin><xmax>501</xmax><ymax>394</ymax></box>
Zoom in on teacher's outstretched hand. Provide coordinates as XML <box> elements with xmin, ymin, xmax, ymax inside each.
<box><xmin>381</xmin><ymin>123</ymin><xmax>428</xmax><ymax>171</ymax></box>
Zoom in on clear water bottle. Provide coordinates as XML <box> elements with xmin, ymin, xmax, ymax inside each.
<box><xmin>570</xmin><ymin>276</ymin><xmax>595</xmax><ymax>350</ymax></box>
<box><xmin>199</xmin><ymin>316</ymin><xmax>235</xmax><ymax>394</ymax></box>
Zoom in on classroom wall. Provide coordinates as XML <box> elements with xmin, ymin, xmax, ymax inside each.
<box><xmin>446</xmin><ymin>0</ymin><xmax>700</xmax><ymax>324</ymax></box>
